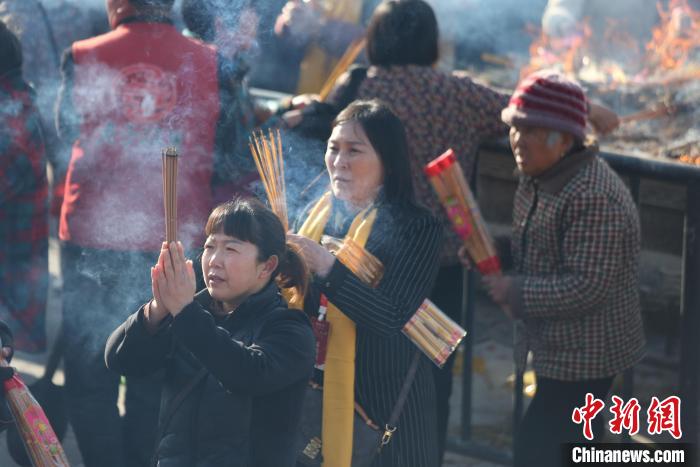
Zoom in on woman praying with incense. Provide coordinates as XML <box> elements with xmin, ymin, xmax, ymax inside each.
<box><xmin>105</xmin><ymin>199</ymin><xmax>316</xmax><ymax>467</ymax></box>
<box><xmin>287</xmin><ymin>100</ymin><xmax>442</xmax><ymax>467</ymax></box>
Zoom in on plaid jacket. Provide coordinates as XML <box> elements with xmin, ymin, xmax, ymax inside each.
<box><xmin>510</xmin><ymin>146</ymin><xmax>645</xmax><ymax>380</ymax></box>
<box><xmin>0</xmin><ymin>74</ymin><xmax>48</xmax><ymax>352</ymax></box>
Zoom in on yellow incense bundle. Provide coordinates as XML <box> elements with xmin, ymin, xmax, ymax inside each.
<box><xmin>162</xmin><ymin>147</ymin><xmax>178</xmax><ymax>244</ymax></box>
<box><xmin>321</xmin><ymin>235</ymin><xmax>384</xmax><ymax>287</ymax></box>
<box><xmin>424</xmin><ymin>149</ymin><xmax>501</xmax><ymax>275</ymax></box>
<box><xmin>402</xmin><ymin>299</ymin><xmax>467</xmax><ymax>368</ymax></box>
<box><xmin>249</xmin><ymin>129</ymin><xmax>288</xmax><ymax>231</ymax></box>
<box><xmin>318</xmin><ymin>38</ymin><xmax>366</xmax><ymax>102</ymax></box>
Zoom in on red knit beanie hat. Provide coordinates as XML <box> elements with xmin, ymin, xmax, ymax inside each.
<box><xmin>501</xmin><ymin>69</ymin><xmax>588</xmax><ymax>140</ymax></box>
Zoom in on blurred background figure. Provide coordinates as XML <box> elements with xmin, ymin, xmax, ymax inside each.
<box><xmin>0</xmin><ymin>20</ymin><xmax>49</xmax><ymax>354</ymax></box>
<box><xmin>251</xmin><ymin>0</ymin><xmax>381</xmax><ymax>93</ymax></box>
<box><xmin>0</xmin><ymin>0</ymin><xmax>108</xmax><ymax>221</ymax></box>
<box><xmin>181</xmin><ymin>0</ymin><xmax>264</xmax><ymax>201</ymax></box>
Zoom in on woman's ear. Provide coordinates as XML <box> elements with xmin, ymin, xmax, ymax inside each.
<box><xmin>258</xmin><ymin>255</ymin><xmax>279</xmax><ymax>280</ymax></box>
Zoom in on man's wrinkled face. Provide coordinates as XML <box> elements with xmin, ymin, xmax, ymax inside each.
<box><xmin>509</xmin><ymin>125</ymin><xmax>572</xmax><ymax>177</ymax></box>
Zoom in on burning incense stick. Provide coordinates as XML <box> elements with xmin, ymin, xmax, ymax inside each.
<box><xmin>162</xmin><ymin>147</ymin><xmax>178</xmax><ymax>244</ymax></box>
<box><xmin>424</xmin><ymin>149</ymin><xmax>501</xmax><ymax>275</ymax></box>
<box><xmin>402</xmin><ymin>299</ymin><xmax>466</xmax><ymax>367</ymax></box>
<box><xmin>249</xmin><ymin>129</ymin><xmax>288</xmax><ymax>230</ymax></box>
<box><xmin>318</xmin><ymin>38</ymin><xmax>366</xmax><ymax>102</ymax></box>
<box><xmin>321</xmin><ymin>235</ymin><xmax>384</xmax><ymax>287</ymax></box>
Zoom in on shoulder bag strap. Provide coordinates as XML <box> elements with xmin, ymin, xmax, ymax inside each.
<box><xmin>379</xmin><ymin>350</ymin><xmax>423</xmax><ymax>450</ymax></box>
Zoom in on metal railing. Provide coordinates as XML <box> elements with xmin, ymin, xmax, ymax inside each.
<box><xmin>448</xmin><ymin>142</ymin><xmax>700</xmax><ymax>464</ymax></box>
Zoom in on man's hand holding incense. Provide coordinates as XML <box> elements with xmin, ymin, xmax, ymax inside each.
<box><xmin>153</xmin><ymin>242</ymin><xmax>196</xmax><ymax>318</ymax></box>
<box><xmin>286</xmin><ymin>233</ymin><xmax>335</xmax><ymax>279</ymax></box>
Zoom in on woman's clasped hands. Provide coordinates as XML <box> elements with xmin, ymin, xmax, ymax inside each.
<box><xmin>148</xmin><ymin>241</ymin><xmax>197</xmax><ymax>324</ymax></box>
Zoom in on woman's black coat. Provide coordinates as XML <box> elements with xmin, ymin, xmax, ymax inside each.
<box><xmin>105</xmin><ymin>282</ymin><xmax>316</xmax><ymax>467</ymax></box>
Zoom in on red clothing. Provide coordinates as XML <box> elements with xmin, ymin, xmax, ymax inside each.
<box><xmin>59</xmin><ymin>22</ymin><xmax>220</xmax><ymax>251</ymax></box>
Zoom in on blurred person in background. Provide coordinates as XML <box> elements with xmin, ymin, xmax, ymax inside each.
<box><xmin>181</xmin><ymin>0</ymin><xmax>264</xmax><ymax>201</ymax></box>
<box><xmin>54</xmin><ymin>0</ymin><xmax>249</xmax><ymax>465</ymax></box>
<box><xmin>0</xmin><ymin>20</ymin><xmax>49</xmax><ymax>354</ymax></box>
<box><xmin>489</xmin><ymin>69</ymin><xmax>645</xmax><ymax>467</ymax></box>
<box><xmin>0</xmin><ymin>0</ymin><xmax>108</xmax><ymax>220</ymax></box>
<box><xmin>251</xmin><ymin>0</ymin><xmax>381</xmax><ymax>94</ymax></box>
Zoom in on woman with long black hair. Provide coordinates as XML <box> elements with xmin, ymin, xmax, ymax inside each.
<box><xmin>288</xmin><ymin>99</ymin><xmax>442</xmax><ymax>467</ymax></box>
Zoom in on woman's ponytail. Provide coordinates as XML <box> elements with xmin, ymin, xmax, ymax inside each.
<box><xmin>276</xmin><ymin>242</ymin><xmax>310</xmax><ymax>304</ymax></box>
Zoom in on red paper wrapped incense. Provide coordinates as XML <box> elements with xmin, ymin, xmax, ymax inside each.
<box><xmin>402</xmin><ymin>299</ymin><xmax>467</xmax><ymax>367</ymax></box>
<box><xmin>424</xmin><ymin>149</ymin><xmax>501</xmax><ymax>275</ymax></box>
<box><xmin>2</xmin><ymin>372</ymin><xmax>70</xmax><ymax>466</ymax></box>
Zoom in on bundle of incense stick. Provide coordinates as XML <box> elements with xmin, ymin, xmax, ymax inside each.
<box><xmin>321</xmin><ymin>235</ymin><xmax>384</xmax><ymax>287</ymax></box>
<box><xmin>402</xmin><ymin>299</ymin><xmax>467</xmax><ymax>367</ymax></box>
<box><xmin>1</xmin><ymin>364</ymin><xmax>70</xmax><ymax>466</ymax></box>
<box><xmin>162</xmin><ymin>147</ymin><xmax>178</xmax><ymax>243</ymax></box>
<box><xmin>424</xmin><ymin>149</ymin><xmax>501</xmax><ymax>275</ymax></box>
<box><xmin>249</xmin><ymin>129</ymin><xmax>288</xmax><ymax>231</ymax></box>
<box><xmin>318</xmin><ymin>38</ymin><xmax>366</xmax><ymax>102</ymax></box>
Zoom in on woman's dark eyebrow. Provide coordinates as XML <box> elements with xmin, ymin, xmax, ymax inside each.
<box><xmin>329</xmin><ymin>138</ymin><xmax>366</xmax><ymax>146</ymax></box>
<box><xmin>207</xmin><ymin>236</ymin><xmax>243</xmax><ymax>245</ymax></box>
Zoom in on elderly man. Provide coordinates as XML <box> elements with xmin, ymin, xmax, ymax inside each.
<box><xmin>484</xmin><ymin>69</ymin><xmax>646</xmax><ymax>467</ymax></box>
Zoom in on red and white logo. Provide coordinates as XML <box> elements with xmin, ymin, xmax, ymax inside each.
<box><xmin>119</xmin><ymin>63</ymin><xmax>177</xmax><ymax>123</ymax></box>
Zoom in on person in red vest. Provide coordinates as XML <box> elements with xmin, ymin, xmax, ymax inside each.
<box><xmin>54</xmin><ymin>1</ymin><xmax>243</xmax><ymax>465</ymax></box>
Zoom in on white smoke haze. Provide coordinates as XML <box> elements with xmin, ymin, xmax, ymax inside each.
<box><xmin>6</xmin><ymin>0</ymin><xmax>557</xmax><ymax>305</ymax></box>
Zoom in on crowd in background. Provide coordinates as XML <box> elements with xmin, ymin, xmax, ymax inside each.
<box><xmin>0</xmin><ymin>0</ymin><xmax>657</xmax><ymax>466</ymax></box>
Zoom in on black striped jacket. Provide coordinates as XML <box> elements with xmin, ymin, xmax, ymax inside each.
<box><xmin>299</xmin><ymin>197</ymin><xmax>443</xmax><ymax>467</ymax></box>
